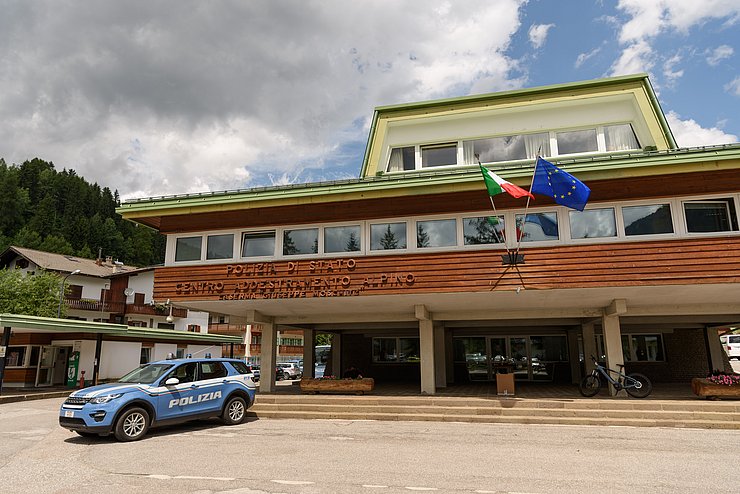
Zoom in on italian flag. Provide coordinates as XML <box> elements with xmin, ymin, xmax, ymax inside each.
<box><xmin>479</xmin><ymin>164</ymin><xmax>534</xmax><ymax>199</ymax></box>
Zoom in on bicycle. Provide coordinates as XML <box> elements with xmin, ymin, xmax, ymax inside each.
<box><xmin>579</xmin><ymin>355</ymin><xmax>652</xmax><ymax>398</ymax></box>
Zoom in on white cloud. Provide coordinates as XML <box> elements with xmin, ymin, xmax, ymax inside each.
<box><xmin>726</xmin><ymin>77</ymin><xmax>740</xmax><ymax>96</ymax></box>
<box><xmin>707</xmin><ymin>45</ymin><xmax>734</xmax><ymax>66</ymax></box>
<box><xmin>666</xmin><ymin>111</ymin><xmax>738</xmax><ymax>147</ymax></box>
<box><xmin>662</xmin><ymin>54</ymin><xmax>684</xmax><ymax>86</ymax></box>
<box><xmin>609</xmin><ymin>40</ymin><xmax>654</xmax><ymax>75</ymax></box>
<box><xmin>0</xmin><ymin>0</ymin><xmax>528</xmax><ymax>199</ymax></box>
<box><xmin>528</xmin><ymin>23</ymin><xmax>554</xmax><ymax>49</ymax></box>
<box><xmin>575</xmin><ymin>47</ymin><xmax>601</xmax><ymax>69</ymax></box>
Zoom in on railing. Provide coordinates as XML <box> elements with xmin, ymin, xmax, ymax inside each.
<box><xmin>125</xmin><ymin>304</ymin><xmax>187</xmax><ymax>318</ymax></box>
<box><xmin>279</xmin><ymin>345</ymin><xmax>304</xmax><ymax>354</ymax></box>
<box><xmin>208</xmin><ymin>323</ymin><xmax>248</xmax><ymax>335</ymax></box>
<box><xmin>65</xmin><ymin>299</ymin><xmax>125</xmax><ymax>313</ymax></box>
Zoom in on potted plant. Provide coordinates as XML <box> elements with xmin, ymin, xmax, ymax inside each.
<box><xmin>691</xmin><ymin>371</ymin><xmax>740</xmax><ymax>399</ymax></box>
<box><xmin>300</xmin><ymin>375</ymin><xmax>375</xmax><ymax>395</ymax></box>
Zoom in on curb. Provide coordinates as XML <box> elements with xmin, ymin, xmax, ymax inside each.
<box><xmin>0</xmin><ymin>391</ymin><xmax>71</xmax><ymax>405</ymax></box>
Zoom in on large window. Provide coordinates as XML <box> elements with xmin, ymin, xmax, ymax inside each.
<box><xmin>370</xmin><ymin>222</ymin><xmax>407</xmax><ymax>250</ymax></box>
<box><xmin>324</xmin><ymin>225</ymin><xmax>361</xmax><ymax>253</ymax></box>
<box><xmin>372</xmin><ymin>337</ymin><xmax>420</xmax><ymax>363</ymax></box>
<box><xmin>175</xmin><ymin>236</ymin><xmax>202</xmax><ymax>262</ymax></box>
<box><xmin>421</xmin><ymin>143</ymin><xmax>457</xmax><ymax>168</ymax></box>
<box><xmin>467</xmin><ymin>132</ymin><xmax>550</xmax><ymax>164</ymax></box>
<box><xmin>283</xmin><ymin>228</ymin><xmax>319</xmax><ymax>256</ymax></box>
<box><xmin>6</xmin><ymin>346</ymin><xmax>27</xmax><ymax>367</ymax></box>
<box><xmin>387</xmin><ymin>146</ymin><xmax>415</xmax><ymax>172</ymax></box>
<box><xmin>569</xmin><ymin>208</ymin><xmax>617</xmax><ymax>239</ymax></box>
<box><xmin>556</xmin><ymin>129</ymin><xmax>598</xmax><ymax>155</ymax></box>
<box><xmin>463</xmin><ymin>216</ymin><xmax>505</xmax><ymax>245</ymax></box>
<box><xmin>416</xmin><ymin>219</ymin><xmax>456</xmax><ymax>248</ymax></box>
<box><xmin>595</xmin><ymin>334</ymin><xmax>665</xmax><ymax>362</ymax></box>
<box><xmin>242</xmin><ymin>231</ymin><xmax>275</xmax><ymax>257</ymax></box>
<box><xmin>605</xmin><ymin>124</ymin><xmax>640</xmax><ymax>151</ymax></box>
<box><xmin>206</xmin><ymin>234</ymin><xmax>233</xmax><ymax>260</ymax></box>
<box><xmin>683</xmin><ymin>199</ymin><xmax>737</xmax><ymax>233</ymax></box>
<box><xmin>516</xmin><ymin>212</ymin><xmax>559</xmax><ymax>242</ymax></box>
<box><xmin>623</xmin><ymin>204</ymin><xmax>673</xmax><ymax>236</ymax></box>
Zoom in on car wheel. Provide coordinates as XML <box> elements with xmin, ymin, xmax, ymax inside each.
<box><xmin>284</xmin><ymin>372</ymin><xmax>291</xmax><ymax>380</ymax></box>
<box><xmin>114</xmin><ymin>407</ymin><xmax>150</xmax><ymax>442</ymax></box>
<box><xmin>222</xmin><ymin>396</ymin><xmax>247</xmax><ymax>425</ymax></box>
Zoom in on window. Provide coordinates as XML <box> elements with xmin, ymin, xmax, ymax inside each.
<box><xmin>206</xmin><ymin>234</ymin><xmax>234</xmax><ymax>260</ymax></box>
<box><xmin>187</xmin><ymin>324</ymin><xmax>200</xmax><ymax>332</ymax></box>
<box><xmin>515</xmin><ymin>212</ymin><xmax>559</xmax><ymax>242</ymax></box>
<box><xmin>200</xmin><ymin>361</ymin><xmax>228</xmax><ymax>380</ymax></box>
<box><xmin>467</xmin><ymin>132</ymin><xmax>550</xmax><ymax>164</ymax></box>
<box><xmin>176</xmin><ymin>348</ymin><xmax>185</xmax><ymax>358</ymax></box>
<box><xmin>684</xmin><ymin>199</ymin><xmax>737</xmax><ymax>233</ymax></box>
<box><xmin>157</xmin><ymin>322</ymin><xmax>175</xmax><ymax>330</ymax></box>
<box><xmin>324</xmin><ymin>225</ymin><xmax>361</xmax><ymax>253</ymax></box>
<box><xmin>605</xmin><ymin>124</ymin><xmax>640</xmax><ymax>151</ymax></box>
<box><xmin>140</xmin><ymin>347</ymin><xmax>152</xmax><ymax>365</ymax></box>
<box><xmin>416</xmin><ymin>219</ymin><xmax>456</xmax><ymax>248</ymax></box>
<box><xmin>622</xmin><ymin>335</ymin><xmax>665</xmax><ymax>362</ymax></box>
<box><xmin>67</xmin><ymin>285</ymin><xmax>83</xmax><ymax>300</ymax></box>
<box><xmin>241</xmin><ymin>231</ymin><xmax>275</xmax><ymax>257</ymax></box>
<box><xmin>556</xmin><ymin>129</ymin><xmax>598</xmax><ymax>155</ymax></box>
<box><xmin>372</xmin><ymin>337</ymin><xmax>420</xmax><ymax>363</ymax></box>
<box><xmin>283</xmin><ymin>228</ymin><xmax>318</xmax><ymax>256</ymax></box>
<box><xmin>370</xmin><ymin>222</ymin><xmax>407</xmax><ymax>250</ymax></box>
<box><xmin>175</xmin><ymin>236</ymin><xmax>202</xmax><ymax>262</ymax></box>
<box><xmin>463</xmin><ymin>216</ymin><xmax>505</xmax><ymax>245</ymax></box>
<box><xmin>165</xmin><ymin>362</ymin><xmax>197</xmax><ymax>384</ymax></box>
<box><xmin>569</xmin><ymin>208</ymin><xmax>617</xmax><ymax>239</ymax></box>
<box><xmin>387</xmin><ymin>146</ymin><xmax>415</xmax><ymax>172</ymax></box>
<box><xmin>421</xmin><ymin>142</ymin><xmax>457</xmax><ymax>168</ymax></box>
<box><xmin>623</xmin><ymin>204</ymin><xmax>673</xmax><ymax>236</ymax></box>
<box><xmin>6</xmin><ymin>346</ymin><xmax>27</xmax><ymax>367</ymax></box>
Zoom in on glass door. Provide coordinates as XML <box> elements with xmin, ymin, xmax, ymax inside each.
<box><xmin>35</xmin><ymin>345</ymin><xmax>55</xmax><ymax>387</ymax></box>
<box><xmin>508</xmin><ymin>337</ymin><xmax>530</xmax><ymax>380</ymax></box>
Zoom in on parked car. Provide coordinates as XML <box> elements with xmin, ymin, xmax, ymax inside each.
<box><xmin>720</xmin><ymin>334</ymin><xmax>740</xmax><ymax>360</ymax></box>
<box><xmin>59</xmin><ymin>358</ymin><xmax>256</xmax><ymax>441</ymax></box>
<box><xmin>278</xmin><ymin>362</ymin><xmax>302</xmax><ymax>380</ymax></box>
<box><xmin>250</xmin><ymin>364</ymin><xmax>261</xmax><ymax>382</ymax></box>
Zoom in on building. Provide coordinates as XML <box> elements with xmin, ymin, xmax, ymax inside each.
<box><xmin>207</xmin><ymin>316</ymin><xmax>305</xmax><ymax>365</ymax></box>
<box><xmin>117</xmin><ymin>74</ymin><xmax>739</xmax><ymax>394</ymax></box>
<box><xmin>0</xmin><ymin>247</ymin><xmax>240</xmax><ymax>388</ymax></box>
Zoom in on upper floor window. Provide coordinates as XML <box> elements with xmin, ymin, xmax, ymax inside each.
<box><xmin>569</xmin><ymin>208</ymin><xmax>617</xmax><ymax>239</ymax></box>
<box><xmin>466</xmin><ymin>132</ymin><xmax>550</xmax><ymax>164</ymax></box>
<box><xmin>623</xmin><ymin>204</ymin><xmax>673</xmax><ymax>236</ymax></box>
<box><xmin>463</xmin><ymin>216</ymin><xmax>505</xmax><ymax>245</ymax></box>
<box><xmin>175</xmin><ymin>236</ymin><xmax>202</xmax><ymax>262</ymax></box>
<box><xmin>605</xmin><ymin>124</ymin><xmax>640</xmax><ymax>152</ymax></box>
<box><xmin>242</xmin><ymin>231</ymin><xmax>275</xmax><ymax>257</ymax></box>
<box><xmin>417</xmin><ymin>219</ymin><xmax>456</xmax><ymax>248</ymax></box>
<box><xmin>556</xmin><ymin>129</ymin><xmax>598</xmax><ymax>155</ymax></box>
<box><xmin>370</xmin><ymin>222</ymin><xmax>407</xmax><ymax>250</ymax></box>
<box><xmin>283</xmin><ymin>228</ymin><xmax>318</xmax><ymax>256</ymax></box>
<box><xmin>683</xmin><ymin>199</ymin><xmax>737</xmax><ymax>233</ymax></box>
<box><xmin>206</xmin><ymin>234</ymin><xmax>233</xmax><ymax>260</ymax></box>
<box><xmin>387</xmin><ymin>146</ymin><xmax>415</xmax><ymax>172</ymax></box>
<box><xmin>516</xmin><ymin>212</ymin><xmax>559</xmax><ymax>242</ymax></box>
<box><xmin>421</xmin><ymin>142</ymin><xmax>457</xmax><ymax>168</ymax></box>
<box><xmin>324</xmin><ymin>225</ymin><xmax>361</xmax><ymax>253</ymax></box>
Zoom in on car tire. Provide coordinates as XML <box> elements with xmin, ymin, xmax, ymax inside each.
<box><xmin>284</xmin><ymin>372</ymin><xmax>291</xmax><ymax>380</ymax></box>
<box><xmin>222</xmin><ymin>396</ymin><xmax>247</xmax><ymax>425</ymax></box>
<box><xmin>114</xmin><ymin>407</ymin><xmax>150</xmax><ymax>442</ymax></box>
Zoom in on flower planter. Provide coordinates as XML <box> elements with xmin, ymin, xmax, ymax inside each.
<box><xmin>300</xmin><ymin>378</ymin><xmax>375</xmax><ymax>395</ymax></box>
<box><xmin>691</xmin><ymin>378</ymin><xmax>740</xmax><ymax>399</ymax></box>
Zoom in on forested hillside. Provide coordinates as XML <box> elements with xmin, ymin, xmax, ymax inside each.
<box><xmin>0</xmin><ymin>157</ymin><xmax>165</xmax><ymax>266</ymax></box>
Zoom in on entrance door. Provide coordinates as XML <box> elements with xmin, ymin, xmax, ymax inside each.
<box><xmin>35</xmin><ymin>346</ymin><xmax>55</xmax><ymax>387</ymax></box>
<box><xmin>52</xmin><ymin>347</ymin><xmax>69</xmax><ymax>385</ymax></box>
<box><xmin>508</xmin><ymin>337</ymin><xmax>530</xmax><ymax>380</ymax></box>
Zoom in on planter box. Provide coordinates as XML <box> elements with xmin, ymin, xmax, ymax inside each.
<box><xmin>300</xmin><ymin>378</ymin><xmax>375</xmax><ymax>395</ymax></box>
<box><xmin>691</xmin><ymin>378</ymin><xmax>740</xmax><ymax>399</ymax></box>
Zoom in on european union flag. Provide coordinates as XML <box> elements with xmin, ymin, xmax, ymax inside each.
<box><xmin>531</xmin><ymin>157</ymin><xmax>591</xmax><ymax>211</ymax></box>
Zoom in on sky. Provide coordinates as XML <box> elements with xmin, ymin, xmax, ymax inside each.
<box><xmin>0</xmin><ymin>0</ymin><xmax>738</xmax><ymax>201</ymax></box>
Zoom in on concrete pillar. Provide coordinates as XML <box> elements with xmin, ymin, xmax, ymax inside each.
<box><xmin>567</xmin><ymin>328</ymin><xmax>581</xmax><ymax>384</ymax></box>
<box><xmin>303</xmin><ymin>328</ymin><xmax>315</xmax><ymax>378</ymax></box>
<box><xmin>602</xmin><ymin>314</ymin><xmax>624</xmax><ymax>397</ymax></box>
<box><xmin>433</xmin><ymin>323</ymin><xmax>446</xmax><ymax>389</ymax></box>
<box><xmin>419</xmin><ymin>319</ymin><xmax>435</xmax><ymax>394</ymax></box>
<box><xmin>260</xmin><ymin>321</ymin><xmax>277</xmax><ymax>393</ymax></box>
<box><xmin>581</xmin><ymin>322</ymin><xmax>597</xmax><ymax>374</ymax></box>
<box><xmin>705</xmin><ymin>327</ymin><xmax>727</xmax><ymax>372</ymax></box>
<box><xmin>330</xmin><ymin>333</ymin><xmax>342</xmax><ymax>378</ymax></box>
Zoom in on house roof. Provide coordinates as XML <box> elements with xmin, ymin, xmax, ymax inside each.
<box><xmin>0</xmin><ymin>246</ymin><xmax>140</xmax><ymax>278</ymax></box>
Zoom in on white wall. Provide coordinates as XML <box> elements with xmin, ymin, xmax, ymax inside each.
<box><xmin>187</xmin><ymin>344</ymin><xmax>222</xmax><ymax>359</ymax></box>
<box><xmin>126</xmin><ymin>271</ymin><xmax>155</xmax><ymax>305</ymax></box>
<box><xmin>99</xmin><ymin>341</ymin><xmax>141</xmax><ymax>380</ymax></box>
<box><xmin>183</xmin><ymin>310</ymin><xmax>209</xmax><ymax>332</ymax></box>
<box><xmin>153</xmin><ymin>343</ymin><xmax>178</xmax><ymax>361</ymax></box>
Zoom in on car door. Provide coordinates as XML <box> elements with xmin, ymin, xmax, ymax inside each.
<box><xmin>196</xmin><ymin>361</ymin><xmax>229</xmax><ymax>413</ymax></box>
<box><xmin>156</xmin><ymin>362</ymin><xmax>200</xmax><ymax>421</ymax></box>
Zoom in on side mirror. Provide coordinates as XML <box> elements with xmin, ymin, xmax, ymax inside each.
<box><xmin>165</xmin><ymin>377</ymin><xmax>180</xmax><ymax>386</ymax></box>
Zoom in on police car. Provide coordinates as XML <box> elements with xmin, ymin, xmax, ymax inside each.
<box><xmin>59</xmin><ymin>357</ymin><xmax>256</xmax><ymax>441</ymax></box>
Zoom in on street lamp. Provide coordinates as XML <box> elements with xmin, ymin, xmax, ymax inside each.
<box><xmin>57</xmin><ymin>269</ymin><xmax>81</xmax><ymax>319</ymax></box>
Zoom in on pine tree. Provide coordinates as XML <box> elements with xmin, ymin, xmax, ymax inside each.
<box><xmin>416</xmin><ymin>224</ymin><xmax>430</xmax><ymax>248</ymax></box>
<box><xmin>380</xmin><ymin>224</ymin><xmax>399</xmax><ymax>249</ymax></box>
<box><xmin>345</xmin><ymin>231</ymin><xmax>360</xmax><ymax>251</ymax></box>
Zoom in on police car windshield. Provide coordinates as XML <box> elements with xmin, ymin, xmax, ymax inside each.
<box><xmin>118</xmin><ymin>363</ymin><xmax>174</xmax><ymax>384</ymax></box>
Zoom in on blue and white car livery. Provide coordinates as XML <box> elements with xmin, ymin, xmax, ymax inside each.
<box><xmin>59</xmin><ymin>358</ymin><xmax>256</xmax><ymax>441</ymax></box>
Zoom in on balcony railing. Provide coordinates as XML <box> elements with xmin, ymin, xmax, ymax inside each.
<box><xmin>65</xmin><ymin>299</ymin><xmax>125</xmax><ymax>313</ymax></box>
<box><xmin>125</xmin><ymin>304</ymin><xmax>188</xmax><ymax>318</ymax></box>
<box><xmin>208</xmin><ymin>323</ymin><xmax>248</xmax><ymax>336</ymax></box>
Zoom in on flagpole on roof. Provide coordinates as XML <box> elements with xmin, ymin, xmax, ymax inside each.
<box><xmin>513</xmin><ymin>148</ymin><xmax>542</xmax><ymax>258</ymax></box>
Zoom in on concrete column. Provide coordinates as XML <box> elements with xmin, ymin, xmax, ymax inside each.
<box><xmin>330</xmin><ymin>333</ymin><xmax>341</xmax><ymax>378</ymax></box>
<box><xmin>259</xmin><ymin>321</ymin><xmax>277</xmax><ymax>393</ymax></box>
<box><xmin>567</xmin><ymin>328</ymin><xmax>581</xmax><ymax>384</ymax></box>
<box><xmin>705</xmin><ymin>327</ymin><xmax>727</xmax><ymax>372</ymax></box>
<box><xmin>433</xmin><ymin>323</ymin><xmax>446</xmax><ymax>389</ymax></box>
<box><xmin>419</xmin><ymin>319</ymin><xmax>435</xmax><ymax>394</ymax></box>
<box><xmin>602</xmin><ymin>314</ymin><xmax>624</xmax><ymax>397</ymax></box>
<box><xmin>302</xmin><ymin>328</ymin><xmax>315</xmax><ymax>378</ymax></box>
<box><xmin>581</xmin><ymin>322</ymin><xmax>597</xmax><ymax>374</ymax></box>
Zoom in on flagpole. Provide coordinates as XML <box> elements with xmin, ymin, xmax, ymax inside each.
<box><xmin>514</xmin><ymin>150</ymin><xmax>541</xmax><ymax>257</ymax></box>
<box><xmin>478</xmin><ymin>157</ymin><xmax>513</xmax><ymax>259</ymax></box>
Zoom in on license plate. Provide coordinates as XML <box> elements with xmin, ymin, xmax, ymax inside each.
<box><xmin>64</xmin><ymin>411</ymin><xmax>74</xmax><ymax>418</ymax></box>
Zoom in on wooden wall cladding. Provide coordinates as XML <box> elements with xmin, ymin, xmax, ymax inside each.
<box><xmin>154</xmin><ymin>236</ymin><xmax>740</xmax><ymax>301</ymax></box>
<box><xmin>156</xmin><ymin>169</ymin><xmax>740</xmax><ymax>234</ymax></box>
<box><xmin>3</xmin><ymin>369</ymin><xmax>36</xmax><ymax>382</ymax></box>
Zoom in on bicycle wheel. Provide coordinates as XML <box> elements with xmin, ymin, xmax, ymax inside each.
<box><xmin>579</xmin><ymin>374</ymin><xmax>601</xmax><ymax>397</ymax></box>
<box><xmin>625</xmin><ymin>373</ymin><xmax>652</xmax><ymax>398</ymax></box>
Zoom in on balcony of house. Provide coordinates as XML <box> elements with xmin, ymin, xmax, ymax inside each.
<box><xmin>208</xmin><ymin>323</ymin><xmax>248</xmax><ymax>336</ymax></box>
<box><xmin>125</xmin><ymin>303</ymin><xmax>188</xmax><ymax>318</ymax></box>
<box><xmin>279</xmin><ymin>345</ymin><xmax>304</xmax><ymax>354</ymax></box>
<box><xmin>65</xmin><ymin>298</ymin><xmax>126</xmax><ymax>313</ymax></box>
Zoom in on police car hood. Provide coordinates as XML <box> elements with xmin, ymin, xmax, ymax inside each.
<box><xmin>69</xmin><ymin>382</ymin><xmax>152</xmax><ymax>398</ymax></box>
